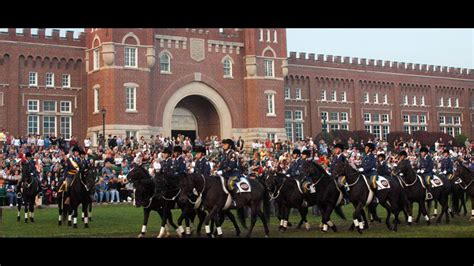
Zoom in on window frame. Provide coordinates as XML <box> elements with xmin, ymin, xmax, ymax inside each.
<box><xmin>124</xmin><ymin>47</ymin><xmax>138</xmax><ymax>68</ymax></box>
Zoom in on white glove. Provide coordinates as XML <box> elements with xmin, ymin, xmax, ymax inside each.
<box><xmin>286</xmin><ymin>174</ymin><xmax>290</xmax><ymax>178</ymax></box>
<box><xmin>189</xmin><ymin>168</ymin><xmax>194</xmax><ymax>174</ymax></box>
<box><xmin>420</xmin><ymin>169</ymin><xmax>425</xmax><ymax>174</ymax></box>
<box><xmin>191</xmin><ymin>162</ymin><xmax>196</xmax><ymax>167</ymax></box>
<box><xmin>217</xmin><ymin>170</ymin><xmax>223</xmax><ymax>176</ymax></box>
<box><xmin>443</xmin><ymin>170</ymin><xmax>447</xmax><ymax>174</ymax></box>
<box><xmin>392</xmin><ymin>163</ymin><xmax>397</xmax><ymax>167</ymax></box>
<box><xmin>358</xmin><ymin>168</ymin><xmax>364</xmax><ymax>172</ymax></box>
<box><xmin>399</xmin><ymin>173</ymin><xmax>404</xmax><ymax>176</ymax></box>
<box><xmin>416</xmin><ymin>169</ymin><xmax>421</xmax><ymax>173</ymax></box>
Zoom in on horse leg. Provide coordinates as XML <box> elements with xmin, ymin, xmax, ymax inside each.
<box><xmin>88</xmin><ymin>202</ymin><xmax>93</xmax><ymax>221</ymax></box>
<box><xmin>196</xmin><ymin>209</ymin><xmax>206</xmax><ymax>236</ymax></box>
<box><xmin>379</xmin><ymin>201</ymin><xmax>392</xmax><ymax>231</ymax></box>
<box><xmin>415</xmin><ymin>201</ymin><xmax>423</xmax><ymax>224</ymax></box>
<box><xmin>224</xmin><ymin>209</ymin><xmax>241</xmax><ymax>237</ymax></box>
<box><xmin>461</xmin><ymin>190</ymin><xmax>467</xmax><ymax>216</ymax></box>
<box><xmin>351</xmin><ymin>202</ymin><xmax>364</xmax><ymax>234</ymax></box>
<box><xmin>17</xmin><ymin>199</ymin><xmax>21</xmax><ymax>222</ymax></box>
<box><xmin>24</xmin><ymin>200</ymin><xmax>28</xmax><ymax>223</ymax></box>
<box><xmin>360</xmin><ymin>208</ymin><xmax>369</xmax><ymax>230</ymax></box>
<box><xmin>58</xmin><ymin>201</ymin><xmax>63</xmax><ymax>226</ymax></box>
<box><xmin>298</xmin><ymin>206</ymin><xmax>309</xmax><ymax>231</ymax></box>
<box><xmin>245</xmin><ymin>202</ymin><xmax>260</xmax><ymax>238</ymax></box>
<box><xmin>138</xmin><ymin>208</ymin><xmax>151</xmax><ymax>238</ymax></box>
<box><xmin>157</xmin><ymin>206</ymin><xmax>169</xmax><ymax>238</ymax></box>
<box><xmin>72</xmin><ymin>204</ymin><xmax>78</xmax><ymax>229</ymax></box>
<box><xmin>83</xmin><ymin>203</ymin><xmax>89</xmax><ymax>228</ymax></box>
<box><xmin>432</xmin><ymin>200</ymin><xmax>438</xmax><ymax>219</ymax></box>
<box><xmin>320</xmin><ymin>205</ymin><xmax>330</xmax><ymax>233</ymax></box>
<box><xmin>29</xmin><ymin>200</ymin><xmax>35</xmax><ymax>223</ymax></box>
<box><xmin>204</xmin><ymin>206</ymin><xmax>219</xmax><ymax>238</ymax></box>
<box><xmin>176</xmin><ymin>208</ymin><xmax>186</xmax><ymax>238</ymax></box>
<box><xmin>257</xmin><ymin>209</ymin><xmax>270</xmax><ymax>237</ymax></box>
<box><xmin>419</xmin><ymin>200</ymin><xmax>430</xmax><ymax>226</ymax></box>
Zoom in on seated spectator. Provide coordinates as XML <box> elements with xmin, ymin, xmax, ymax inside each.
<box><xmin>108</xmin><ymin>177</ymin><xmax>120</xmax><ymax>203</ymax></box>
<box><xmin>6</xmin><ymin>182</ymin><xmax>16</xmax><ymax>207</ymax></box>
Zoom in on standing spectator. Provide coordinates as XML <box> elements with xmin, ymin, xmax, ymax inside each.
<box><xmin>84</xmin><ymin>137</ymin><xmax>92</xmax><ymax>151</ymax></box>
<box><xmin>0</xmin><ymin>129</ymin><xmax>6</xmax><ymax>153</ymax></box>
<box><xmin>37</xmin><ymin>135</ymin><xmax>44</xmax><ymax>151</ymax></box>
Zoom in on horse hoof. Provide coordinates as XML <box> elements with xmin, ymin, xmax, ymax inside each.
<box><xmin>138</xmin><ymin>233</ymin><xmax>145</xmax><ymax>238</ymax></box>
<box><xmin>25</xmin><ymin>219</ymin><xmax>28</xmax><ymax>223</ymax></box>
<box><xmin>85</xmin><ymin>224</ymin><xmax>89</xmax><ymax>228</ymax></box>
<box><xmin>81</xmin><ymin>218</ymin><xmax>84</xmax><ymax>222</ymax></box>
<box><xmin>331</xmin><ymin>225</ymin><xmax>338</xmax><ymax>232</ymax></box>
<box><xmin>357</xmin><ymin>228</ymin><xmax>363</xmax><ymax>234</ymax></box>
<box><xmin>426</xmin><ymin>221</ymin><xmax>431</xmax><ymax>226</ymax></box>
<box><xmin>68</xmin><ymin>221</ymin><xmax>72</xmax><ymax>226</ymax></box>
<box><xmin>58</xmin><ymin>221</ymin><xmax>62</xmax><ymax>226</ymax></box>
<box><xmin>264</xmin><ymin>234</ymin><xmax>270</xmax><ymax>238</ymax></box>
<box><xmin>17</xmin><ymin>217</ymin><xmax>20</xmax><ymax>222</ymax></box>
<box><xmin>73</xmin><ymin>224</ymin><xmax>78</xmax><ymax>229</ymax></box>
<box><xmin>30</xmin><ymin>218</ymin><xmax>34</xmax><ymax>223</ymax></box>
<box><xmin>407</xmin><ymin>222</ymin><xmax>412</xmax><ymax>226</ymax></box>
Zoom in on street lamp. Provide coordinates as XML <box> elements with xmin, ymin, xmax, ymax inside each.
<box><xmin>101</xmin><ymin>107</ymin><xmax>106</xmax><ymax>143</ymax></box>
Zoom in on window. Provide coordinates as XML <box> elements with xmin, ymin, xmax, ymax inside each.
<box><xmin>60</xmin><ymin>101</ymin><xmax>71</xmax><ymax>113</ymax></box>
<box><xmin>321</xmin><ymin>112</ymin><xmax>328</xmax><ymax>121</ymax></box>
<box><xmin>27</xmin><ymin>115</ymin><xmax>39</xmax><ymax>135</ymax></box>
<box><xmin>296</xmin><ymin>88</ymin><xmax>302</xmax><ymax>100</ymax></box>
<box><xmin>322</xmin><ymin>123</ymin><xmax>328</xmax><ymax>133</ymax></box>
<box><xmin>363</xmin><ymin>92</ymin><xmax>369</xmax><ymax>103</ymax></box>
<box><xmin>439</xmin><ymin>116</ymin><xmax>445</xmax><ymax>124</ymax></box>
<box><xmin>455</xmin><ymin>98</ymin><xmax>459</xmax><ymax>107</ymax></box>
<box><xmin>412</xmin><ymin>96</ymin><xmax>417</xmax><ymax>106</ymax></box>
<box><xmin>264</xmin><ymin>59</ymin><xmax>274</xmax><ymax>77</ymax></box>
<box><xmin>419</xmin><ymin>115</ymin><xmax>426</xmax><ymax>124</ymax></box>
<box><xmin>439</xmin><ymin>97</ymin><xmax>444</xmax><ymax>107</ymax></box>
<box><xmin>60</xmin><ymin>116</ymin><xmax>71</xmax><ymax>140</ymax></box>
<box><xmin>330</xmin><ymin>112</ymin><xmax>338</xmax><ymax>121</ymax></box>
<box><xmin>382</xmin><ymin>125</ymin><xmax>390</xmax><ymax>140</ymax></box>
<box><xmin>320</xmin><ymin>90</ymin><xmax>326</xmax><ymax>101</ymax></box>
<box><xmin>420</xmin><ymin>126</ymin><xmax>427</xmax><ymax>131</ymax></box>
<box><xmin>43</xmin><ymin>101</ymin><xmax>56</xmax><ymax>112</ymax></box>
<box><xmin>0</xmin><ymin>92</ymin><xmax>3</xmax><ymax>106</ymax></box>
<box><xmin>454</xmin><ymin>116</ymin><xmax>460</xmax><ymax>125</ymax></box>
<box><xmin>373</xmin><ymin>125</ymin><xmax>381</xmax><ymax>138</ymax></box>
<box><xmin>365</xmin><ymin>125</ymin><xmax>371</xmax><ymax>133</ymax></box>
<box><xmin>331</xmin><ymin>90</ymin><xmax>336</xmax><ymax>101</ymax></box>
<box><xmin>447</xmin><ymin>127</ymin><xmax>453</xmax><ymax>136</ymax></box>
<box><xmin>403</xmin><ymin>95</ymin><xmax>408</xmax><ymax>105</ymax></box>
<box><xmin>294</xmin><ymin>110</ymin><xmax>303</xmax><ymax>120</ymax></box>
<box><xmin>46</xmin><ymin>73</ymin><xmax>54</xmax><ymax>87</ymax></box>
<box><xmin>455</xmin><ymin>127</ymin><xmax>461</xmax><ymax>136</ymax></box>
<box><xmin>259</xmin><ymin>29</ymin><xmax>263</xmax><ymax>41</ymax></box>
<box><xmin>93</xmin><ymin>49</ymin><xmax>100</xmax><ymax>70</ymax></box>
<box><xmin>126</xmin><ymin>131</ymin><xmax>137</xmax><ymax>139</ymax></box>
<box><xmin>383</xmin><ymin>94</ymin><xmax>388</xmax><ymax>104</ymax></box>
<box><xmin>284</xmin><ymin>87</ymin><xmax>290</xmax><ymax>99</ymax></box>
<box><xmin>29</xmin><ymin>72</ymin><xmax>38</xmax><ymax>86</ymax></box>
<box><xmin>420</xmin><ymin>96</ymin><xmax>425</xmax><ymax>106</ymax></box>
<box><xmin>285</xmin><ymin>110</ymin><xmax>292</xmax><ymax>120</ymax></box>
<box><xmin>294</xmin><ymin>123</ymin><xmax>303</xmax><ymax>141</ymax></box>
<box><xmin>410</xmin><ymin>115</ymin><xmax>418</xmax><ymax>123</ymax></box>
<box><xmin>364</xmin><ymin>113</ymin><xmax>370</xmax><ymax>122</ymax></box>
<box><xmin>125</xmin><ymin>47</ymin><xmax>138</xmax><ymax>67</ymax></box>
<box><xmin>273</xmin><ymin>30</ymin><xmax>277</xmax><ymax>43</ymax></box>
<box><xmin>27</xmin><ymin>100</ymin><xmax>39</xmax><ymax>112</ymax></box>
<box><xmin>43</xmin><ymin>116</ymin><xmax>56</xmax><ymax>138</ymax></box>
<box><xmin>341</xmin><ymin>124</ymin><xmax>348</xmax><ymax>130</ymax></box>
<box><xmin>372</xmin><ymin>113</ymin><xmax>380</xmax><ymax>122</ymax></box>
<box><xmin>125</xmin><ymin>87</ymin><xmax>136</xmax><ymax>111</ymax></box>
<box><xmin>447</xmin><ymin>98</ymin><xmax>452</xmax><ymax>107</ymax></box>
<box><xmin>446</xmin><ymin>116</ymin><xmax>453</xmax><ymax>124</ymax></box>
<box><xmin>403</xmin><ymin>115</ymin><xmax>409</xmax><ymax>123</ymax></box>
<box><xmin>374</xmin><ymin>93</ymin><xmax>379</xmax><ymax>104</ymax></box>
<box><xmin>382</xmin><ymin>114</ymin><xmax>389</xmax><ymax>123</ymax></box>
<box><xmin>267</xmin><ymin>93</ymin><xmax>275</xmax><ymax>115</ymax></box>
<box><xmin>62</xmin><ymin>74</ymin><xmax>70</xmax><ymax>88</ymax></box>
<box><xmin>330</xmin><ymin>124</ymin><xmax>339</xmax><ymax>131</ymax></box>
<box><xmin>403</xmin><ymin>126</ymin><xmax>410</xmax><ymax>133</ymax></box>
<box><xmin>160</xmin><ymin>53</ymin><xmax>171</xmax><ymax>73</ymax></box>
<box><xmin>341</xmin><ymin>91</ymin><xmax>347</xmax><ymax>102</ymax></box>
<box><xmin>223</xmin><ymin>59</ymin><xmax>232</xmax><ymax>77</ymax></box>
<box><xmin>267</xmin><ymin>133</ymin><xmax>276</xmax><ymax>142</ymax></box>
<box><xmin>94</xmin><ymin>88</ymin><xmax>99</xmax><ymax>113</ymax></box>
<box><xmin>285</xmin><ymin>122</ymin><xmax>293</xmax><ymax>142</ymax></box>
<box><xmin>341</xmin><ymin>112</ymin><xmax>348</xmax><ymax>122</ymax></box>
<box><xmin>411</xmin><ymin>126</ymin><xmax>418</xmax><ymax>133</ymax></box>
<box><xmin>266</xmin><ymin>29</ymin><xmax>271</xmax><ymax>42</ymax></box>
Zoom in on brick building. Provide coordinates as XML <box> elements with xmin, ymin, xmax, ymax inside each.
<box><xmin>0</xmin><ymin>28</ymin><xmax>473</xmax><ymax>149</ymax></box>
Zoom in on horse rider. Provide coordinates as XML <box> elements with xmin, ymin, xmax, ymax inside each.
<box><xmin>17</xmin><ymin>152</ymin><xmax>38</xmax><ymax>195</ymax></box>
<box><xmin>300</xmin><ymin>149</ymin><xmax>314</xmax><ymax>191</ymax></box>
<box><xmin>192</xmin><ymin>146</ymin><xmax>211</xmax><ymax>177</ymax></box>
<box><xmin>418</xmin><ymin>147</ymin><xmax>434</xmax><ymax>200</ymax></box>
<box><xmin>217</xmin><ymin>138</ymin><xmax>241</xmax><ymax>191</ymax></box>
<box><xmin>154</xmin><ymin>148</ymin><xmax>173</xmax><ymax>198</ymax></box>
<box><xmin>440</xmin><ymin>149</ymin><xmax>453</xmax><ymax>180</ymax></box>
<box><xmin>329</xmin><ymin>143</ymin><xmax>349</xmax><ymax>202</ymax></box>
<box><xmin>376</xmin><ymin>152</ymin><xmax>391</xmax><ymax>177</ymax></box>
<box><xmin>61</xmin><ymin>146</ymin><xmax>82</xmax><ymax>205</ymax></box>
<box><xmin>287</xmin><ymin>149</ymin><xmax>302</xmax><ymax>178</ymax></box>
<box><xmin>357</xmin><ymin>143</ymin><xmax>378</xmax><ymax>190</ymax></box>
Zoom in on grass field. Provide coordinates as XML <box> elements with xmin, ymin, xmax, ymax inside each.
<box><xmin>1</xmin><ymin>202</ymin><xmax>473</xmax><ymax>238</ymax></box>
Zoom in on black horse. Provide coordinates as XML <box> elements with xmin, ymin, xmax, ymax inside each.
<box><xmin>299</xmin><ymin>161</ymin><xmax>348</xmax><ymax>232</ymax></box>
<box><xmin>179</xmin><ymin>173</ymin><xmax>269</xmax><ymax>238</ymax></box>
<box><xmin>69</xmin><ymin>166</ymin><xmax>96</xmax><ymax>228</ymax></box>
<box><xmin>17</xmin><ymin>164</ymin><xmax>39</xmax><ymax>223</ymax></box>
<box><xmin>442</xmin><ymin>169</ymin><xmax>468</xmax><ymax>217</ymax></box>
<box><xmin>127</xmin><ymin>166</ymin><xmax>179</xmax><ymax>238</ymax></box>
<box><xmin>332</xmin><ymin>160</ymin><xmax>380</xmax><ymax>233</ymax></box>
<box><xmin>395</xmin><ymin>159</ymin><xmax>450</xmax><ymax>225</ymax></box>
<box><xmin>453</xmin><ymin>161</ymin><xmax>474</xmax><ymax>221</ymax></box>
<box><xmin>264</xmin><ymin>172</ymin><xmax>309</xmax><ymax>232</ymax></box>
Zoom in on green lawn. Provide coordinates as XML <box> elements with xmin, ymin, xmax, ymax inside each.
<box><xmin>1</xmin><ymin>203</ymin><xmax>473</xmax><ymax>238</ymax></box>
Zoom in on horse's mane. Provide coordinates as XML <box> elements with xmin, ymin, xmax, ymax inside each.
<box><xmin>311</xmin><ymin>161</ymin><xmax>330</xmax><ymax>178</ymax></box>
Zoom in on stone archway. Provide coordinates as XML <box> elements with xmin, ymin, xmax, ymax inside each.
<box><xmin>162</xmin><ymin>81</ymin><xmax>233</xmax><ymax>138</ymax></box>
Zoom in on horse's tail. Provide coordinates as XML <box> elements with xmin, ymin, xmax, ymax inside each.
<box><xmin>334</xmin><ymin>204</ymin><xmax>346</xmax><ymax>220</ymax></box>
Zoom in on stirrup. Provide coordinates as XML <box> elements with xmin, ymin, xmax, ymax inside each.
<box><xmin>425</xmin><ymin>192</ymin><xmax>433</xmax><ymax>200</ymax></box>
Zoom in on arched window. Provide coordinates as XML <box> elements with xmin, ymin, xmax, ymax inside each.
<box><xmin>160</xmin><ymin>53</ymin><xmax>171</xmax><ymax>73</ymax></box>
<box><xmin>223</xmin><ymin>59</ymin><xmax>232</xmax><ymax>77</ymax></box>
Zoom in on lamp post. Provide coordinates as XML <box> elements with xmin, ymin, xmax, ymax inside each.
<box><xmin>101</xmin><ymin>107</ymin><xmax>106</xmax><ymax>144</ymax></box>
<box><xmin>321</xmin><ymin>118</ymin><xmax>327</xmax><ymax>140</ymax></box>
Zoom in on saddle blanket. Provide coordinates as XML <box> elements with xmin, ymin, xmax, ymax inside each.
<box><xmin>235</xmin><ymin>178</ymin><xmax>251</xmax><ymax>193</ymax></box>
<box><xmin>295</xmin><ymin>179</ymin><xmax>316</xmax><ymax>194</ymax></box>
<box><xmin>431</xmin><ymin>176</ymin><xmax>444</xmax><ymax>188</ymax></box>
<box><xmin>376</xmin><ymin>176</ymin><xmax>391</xmax><ymax>190</ymax></box>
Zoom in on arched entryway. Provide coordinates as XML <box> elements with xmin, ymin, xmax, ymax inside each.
<box><xmin>162</xmin><ymin>81</ymin><xmax>233</xmax><ymax>139</ymax></box>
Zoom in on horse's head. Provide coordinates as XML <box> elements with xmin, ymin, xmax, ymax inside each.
<box><xmin>178</xmin><ymin>173</ymin><xmax>198</xmax><ymax>204</ymax></box>
<box><xmin>395</xmin><ymin>159</ymin><xmax>413</xmax><ymax>180</ymax></box>
<box><xmin>332</xmin><ymin>159</ymin><xmax>348</xmax><ymax>179</ymax></box>
<box><xmin>263</xmin><ymin>171</ymin><xmax>278</xmax><ymax>192</ymax></box>
<box><xmin>127</xmin><ymin>166</ymin><xmax>150</xmax><ymax>185</ymax></box>
<box><xmin>82</xmin><ymin>166</ymin><xmax>97</xmax><ymax>191</ymax></box>
<box><xmin>453</xmin><ymin>160</ymin><xmax>472</xmax><ymax>185</ymax></box>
